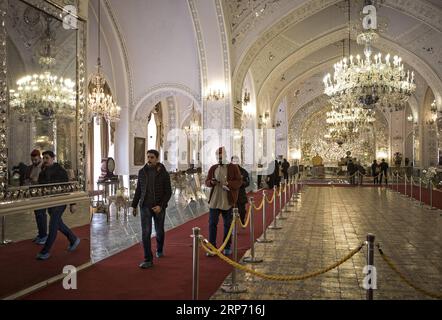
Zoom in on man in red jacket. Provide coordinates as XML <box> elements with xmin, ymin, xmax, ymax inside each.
<box><xmin>205</xmin><ymin>147</ymin><xmax>242</xmax><ymax>256</ymax></box>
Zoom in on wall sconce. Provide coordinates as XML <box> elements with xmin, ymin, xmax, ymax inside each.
<box><xmin>426</xmin><ymin>99</ymin><xmax>438</xmax><ymax>125</ymax></box>
<box><xmin>206</xmin><ymin>88</ymin><xmax>225</xmax><ymax>101</ymax></box>
<box><xmin>243</xmin><ymin>89</ymin><xmax>250</xmax><ymax>105</ymax></box>
<box><xmin>407</xmin><ymin>114</ymin><xmax>413</xmax><ymax>122</ymax></box>
<box><xmin>258</xmin><ymin>112</ymin><xmax>269</xmax><ymax>126</ymax></box>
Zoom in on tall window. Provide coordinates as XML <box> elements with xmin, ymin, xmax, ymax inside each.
<box><xmin>93</xmin><ymin>119</ymin><xmax>102</xmax><ymax>187</ymax></box>
<box><xmin>147</xmin><ymin>113</ymin><xmax>157</xmax><ymax>150</ymax></box>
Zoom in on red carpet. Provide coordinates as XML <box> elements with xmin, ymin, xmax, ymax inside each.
<box><xmin>390</xmin><ymin>184</ymin><xmax>442</xmax><ymax>210</ymax></box>
<box><xmin>0</xmin><ymin>224</ymin><xmax>90</xmax><ymax>299</ymax></box>
<box><xmin>23</xmin><ymin>187</ymin><xmax>295</xmax><ymax>300</ymax></box>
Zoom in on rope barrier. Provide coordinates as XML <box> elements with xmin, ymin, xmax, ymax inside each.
<box><xmin>377</xmin><ymin>244</ymin><xmax>442</xmax><ymax>300</ymax></box>
<box><xmin>206</xmin><ymin>215</ymin><xmax>236</xmax><ymax>254</ymax></box>
<box><xmin>238</xmin><ymin>205</ymin><xmax>252</xmax><ymax>229</ymax></box>
<box><xmin>265</xmin><ymin>191</ymin><xmax>275</xmax><ymax>204</ymax></box>
<box><xmin>201</xmin><ymin>239</ymin><xmax>365</xmax><ymax>281</ymax></box>
<box><xmin>252</xmin><ymin>198</ymin><xmax>265</xmax><ymax>211</ymax></box>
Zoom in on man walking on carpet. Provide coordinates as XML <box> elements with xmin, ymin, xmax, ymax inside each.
<box><xmin>205</xmin><ymin>147</ymin><xmax>242</xmax><ymax>256</ymax></box>
<box><xmin>131</xmin><ymin>149</ymin><xmax>172</xmax><ymax>269</ymax></box>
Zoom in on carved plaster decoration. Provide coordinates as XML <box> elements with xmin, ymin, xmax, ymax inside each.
<box><xmin>226</xmin><ymin>0</ymin><xmax>282</xmax><ymax>46</ymax></box>
<box><xmin>215</xmin><ymin>0</ymin><xmax>232</xmax><ymax>128</ymax></box>
<box><xmin>104</xmin><ymin>0</ymin><xmax>133</xmax><ymax>108</ymax></box>
<box><xmin>132</xmin><ymin>83</ymin><xmax>201</xmax><ymax>122</ymax></box>
<box><xmin>260</xmin><ymin>31</ymin><xmax>440</xmax><ymax>117</ymax></box>
<box><xmin>232</xmin><ymin>0</ymin><xmax>442</xmax><ymax>104</ymax></box>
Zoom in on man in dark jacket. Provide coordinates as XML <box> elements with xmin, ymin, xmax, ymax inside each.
<box><xmin>281</xmin><ymin>158</ymin><xmax>290</xmax><ymax>181</ymax></box>
<box><xmin>379</xmin><ymin>159</ymin><xmax>389</xmax><ymax>185</ymax></box>
<box><xmin>267</xmin><ymin>160</ymin><xmax>280</xmax><ymax>189</ymax></box>
<box><xmin>132</xmin><ymin>149</ymin><xmax>172</xmax><ymax>269</ymax></box>
<box><xmin>36</xmin><ymin>151</ymin><xmax>80</xmax><ymax>260</ymax></box>
<box><xmin>231</xmin><ymin>156</ymin><xmax>250</xmax><ymax>225</ymax></box>
<box><xmin>371</xmin><ymin>160</ymin><xmax>379</xmax><ymax>185</ymax></box>
<box><xmin>347</xmin><ymin>159</ymin><xmax>356</xmax><ymax>185</ymax></box>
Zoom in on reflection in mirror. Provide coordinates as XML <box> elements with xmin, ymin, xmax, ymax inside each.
<box><xmin>0</xmin><ymin>0</ymin><xmax>90</xmax><ymax>300</ymax></box>
<box><xmin>7</xmin><ymin>0</ymin><xmax>77</xmax><ymax>188</ymax></box>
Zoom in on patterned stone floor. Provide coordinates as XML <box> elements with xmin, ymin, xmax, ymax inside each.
<box><xmin>90</xmin><ymin>190</ymin><xmax>210</xmax><ymax>262</ymax></box>
<box><xmin>211</xmin><ymin>186</ymin><xmax>441</xmax><ymax>300</ymax></box>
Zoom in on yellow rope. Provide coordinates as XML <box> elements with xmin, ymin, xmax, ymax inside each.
<box><xmin>201</xmin><ymin>240</ymin><xmax>365</xmax><ymax>281</ymax></box>
<box><xmin>377</xmin><ymin>245</ymin><xmax>442</xmax><ymax>299</ymax></box>
<box><xmin>265</xmin><ymin>192</ymin><xmax>275</xmax><ymax>204</ymax></box>
<box><xmin>238</xmin><ymin>205</ymin><xmax>252</xmax><ymax>228</ymax></box>
<box><xmin>253</xmin><ymin>198</ymin><xmax>264</xmax><ymax>211</ymax></box>
<box><xmin>205</xmin><ymin>215</ymin><xmax>236</xmax><ymax>254</ymax></box>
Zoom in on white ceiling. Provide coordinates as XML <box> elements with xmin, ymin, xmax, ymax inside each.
<box><xmin>223</xmin><ymin>0</ymin><xmax>442</xmax><ymax>120</ymax></box>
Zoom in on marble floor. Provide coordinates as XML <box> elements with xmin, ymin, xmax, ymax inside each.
<box><xmin>90</xmin><ymin>189</ymin><xmax>210</xmax><ymax>262</ymax></box>
<box><xmin>211</xmin><ymin>186</ymin><xmax>441</xmax><ymax>300</ymax></box>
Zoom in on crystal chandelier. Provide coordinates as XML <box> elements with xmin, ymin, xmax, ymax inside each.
<box><xmin>184</xmin><ymin>103</ymin><xmax>201</xmax><ymax>136</ymax></box>
<box><xmin>323</xmin><ymin>0</ymin><xmax>416</xmax><ymax>112</ymax></box>
<box><xmin>88</xmin><ymin>0</ymin><xmax>120</xmax><ymax>124</ymax></box>
<box><xmin>9</xmin><ymin>17</ymin><xmax>76</xmax><ymax>121</ymax></box>
<box><xmin>326</xmin><ymin>103</ymin><xmax>375</xmax><ymax>143</ymax></box>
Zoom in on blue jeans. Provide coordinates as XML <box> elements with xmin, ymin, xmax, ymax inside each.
<box><xmin>34</xmin><ymin>208</ymin><xmax>47</xmax><ymax>238</ymax></box>
<box><xmin>140</xmin><ymin>206</ymin><xmax>166</xmax><ymax>262</ymax></box>
<box><xmin>41</xmin><ymin>205</ymin><xmax>77</xmax><ymax>254</ymax></box>
<box><xmin>208</xmin><ymin>208</ymin><xmax>232</xmax><ymax>250</ymax></box>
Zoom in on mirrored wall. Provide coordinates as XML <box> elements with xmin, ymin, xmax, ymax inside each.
<box><xmin>0</xmin><ymin>0</ymin><xmax>89</xmax><ymax>300</ymax></box>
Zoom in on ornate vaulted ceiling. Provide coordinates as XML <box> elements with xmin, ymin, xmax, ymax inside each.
<box><xmin>224</xmin><ymin>0</ymin><xmax>442</xmax><ymax>122</ymax></box>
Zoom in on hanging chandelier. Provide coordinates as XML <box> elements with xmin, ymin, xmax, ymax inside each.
<box><xmin>326</xmin><ymin>103</ymin><xmax>375</xmax><ymax>144</ymax></box>
<box><xmin>88</xmin><ymin>0</ymin><xmax>120</xmax><ymax>124</ymax></box>
<box><xmin>323</xmin><ymin>0</ymin><xmax>416</xmax><ymax>113</ymax></box>
<box><xmin>9</xmin><ymin>17</ymin><xmax>76</xmax><ymax>121</ymax></box>
<box><xmin>184</xmin><ymin>103</ymin><xmax>201</xmax><ymax>136</ymax></box>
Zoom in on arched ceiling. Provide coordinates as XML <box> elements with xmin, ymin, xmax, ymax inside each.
<box><xmin>225</xmin><ymin>0</ymin><xmax>442</xmax><ymax>114</ymax></box>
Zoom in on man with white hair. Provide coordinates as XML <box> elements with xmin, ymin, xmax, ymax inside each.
<box><xmin>205</xmin><ymin>147</ymin><xmax>242</xmax><ymax>256</ymax></box>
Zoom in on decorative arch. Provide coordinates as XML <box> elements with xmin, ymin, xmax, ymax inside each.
<box><xmin>132</xmin><ymin>83</ymin><xmax>201</xmax><ymax>122</ymax></box>
<box><xmin>232</xmin><ymin>0</ymin><xmax>442</xmax><ymax>104</ymax></box>
<box><xmin>259</xmin><ymin>29</ymin><xmax>441</xmax><ymax>119</ymax></box>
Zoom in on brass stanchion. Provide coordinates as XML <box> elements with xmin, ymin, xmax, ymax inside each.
<box><xmin>257</xmin><ymin>190</ymin><xmax>272</xmax><ymax>243</ymax></box>
<box><xmin>396</xmin><ymin>172</ymin><xmax>399</xmax><ymax>193</ymax></box>
<box><xmin>404</xmin><ymin>175</ymin><xmax>408</xmax><ymax>197</ymax></box>
<box><xmin>191</xmin><ymin>227</ymin><xmax>201</xmax><ymax>300</ymax></box>
<box><xmin>268</xmin><ymin>186</ymin><xmax>282</xmax><ymax>230</ymax></box>
<box><xmin>277</xmin><ymin>183</ymin><xmax>287</xmax><ymax>220</ymax></box>
<box><xmin>221</xmin><ymin>208</ymin><xmax>247</xmax><ymax>293</ymax></box>
<box><xmin>288</xmin><ymin>177</ymin><xmax>296</xmax><ymax>206</ymax></box>
<box><xmin>1</xmin><ymin>216</ymin><xmax>12</xmax><ymax>245</ymax></box>
<box><xmin>283</xmin><ymin>179</ymin><xmax>288</xmax><ymax>213</ymax></box>
<box><xmin>426</xmin><ymin>181</ymin><xmax>437</xmax><ymax>211</ymax></box>
<box><xmin>419</xmin><ymin>178</ymin><xmax>423</xmax><ymax>206</ymax></box>
<box><xmin>294</xmin><ymin>176</ymin><xmax>299</xmax><ymax>201</ymax></box>
<box><xmin>243</xmin><ymin>197</ymin><xmax>263</xmax><ymax>264</ymax></box>
<box><xmin>366</xmin><ymin>233</ymin><xmax>375</xmax><ymax>300</ymax></box>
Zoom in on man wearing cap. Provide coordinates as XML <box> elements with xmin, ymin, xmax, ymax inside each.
<box><xmin>24</xmin><ymin>150</ymin><xmax>48</xmax><ymax>244</ymax></box>
<box><xmin>205</xmin><ymin>147</ymin><xmax>242</xmax><ymax>256</ymax></box>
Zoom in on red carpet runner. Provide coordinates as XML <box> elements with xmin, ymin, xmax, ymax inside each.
<box><xmin>23</xmin><ymin>187</ymin><xmax>293</xmax><ymax>300</ymax></box>
<box><xmin>0</xmin><ymin>224</ymin><xmax>90</xmax><ymax>299</ymax></box>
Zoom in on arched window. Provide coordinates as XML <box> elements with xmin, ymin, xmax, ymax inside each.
<box><xmin>147</xmin><ymin>113</ymin><xmax>157</xmax><ymax>150</ymax></box>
